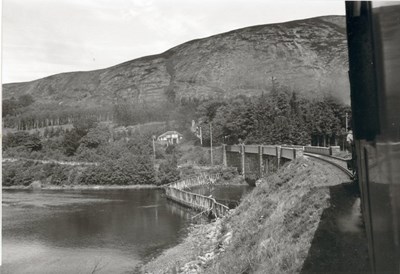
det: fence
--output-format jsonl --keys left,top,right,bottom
{"left": 168, "top": 173, "right": 220, "bottom": 190}
{"left": 164, "top": 173, "right": 229, "bottom": 218}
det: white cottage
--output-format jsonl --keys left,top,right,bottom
{"left": 157, "top": 131, "right": 183, "bottom": 145}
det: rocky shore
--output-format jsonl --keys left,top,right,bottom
{"left": 142, "top": 217, "right": 232, "bottom": 274}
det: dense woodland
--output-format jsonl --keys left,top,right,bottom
{"left": 196, "top": 85, "right": 350, "bottom": 147}
{"left": 2, "top": 84, "right": 350, "bottom": 187}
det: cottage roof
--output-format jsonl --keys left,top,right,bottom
{"left": 157, "top": 131, "right": 183, "bottom": 139}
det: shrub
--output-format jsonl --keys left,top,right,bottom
{"left": 157, "top": 154, "right": 180, "bottom": 185}
{"left": 220, "top": 167, "right": 239, "bottom": 181}
{"left": 78, "top": 153, "right": 155, "bottom": 185}
{"left": 3, "top": 131, "right": 42, "bottom": 152}
{"left": 165, "top": 144, "right": 177, "bottom": 154}
{"left": 80, "top": 125, "right": 110, "bottom": 149}
{"left": 62, "top": 129, "right": 82, "bottom": 156}
{"left": 50, "top": 165, "right": 69, "bottom": 185}
{"left": 2, "top": 166, "right": 17, "bottom": 186}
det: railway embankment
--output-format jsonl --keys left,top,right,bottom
{"left": 142, "top": 156, "right": 369, "bottom": 274}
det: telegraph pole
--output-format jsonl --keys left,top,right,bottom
{"left": 152, "top": 135, "right": 156, "bottom": 168}
{"left": 210, "top": 123, "right": 213, "bottom": 166}
{"left": 345, "top": 112, "right": 349, "bottom": 131}
{"left": 200, "top": 126, "right": 203, "bottom": 146}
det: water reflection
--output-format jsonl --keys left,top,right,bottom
{"left": 2, "top": 186, "right": 251, "bottom": 273}
{"left": 166, "top": 199, "right": 196, "bottom": 220}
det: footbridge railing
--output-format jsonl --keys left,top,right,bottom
{"left": 164, "top": 173, "right": 229, "bottom": 218}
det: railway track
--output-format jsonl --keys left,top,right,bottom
{"left": 303, "top": 152, "right": 354, "bottom": 179}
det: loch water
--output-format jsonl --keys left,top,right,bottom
{"left": 2, "top": 186, "right": 249, "bottom": 273}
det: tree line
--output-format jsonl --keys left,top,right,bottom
{"left": 195, "top": 86, "right": 350, "bottom": 147}
{"left": 3, "top": 96, "right": 176, "bottom": 130}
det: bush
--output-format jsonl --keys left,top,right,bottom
{"left": 2, "top": 161, "right": 36, "bottom": 186}
{"left": 165, "top": 144, "right": 177, "bottom": 154}
{"left": 220, "top": 167, "right": 239, "bottom": 181}
{"left": 80, "top": 125, "right": 110, "bottom": 149}
{"left": 78, "top": 153, "right": 155, "bottom": 185}
{"left": 157, "top": 154, "right": 180, "bottom": 185}
{"left": 2, "top": 166, "right": 17, "bottom": 186}
{"left": 50, "top": 165, "right": 69, "bottom": 185}
{"left": 25, "top": 134, "right": 42, "bottom": 151}
{"left": 155, "top": 146, "right": 166, "bottom": 159}
{"left": 62, "top": 129, "right": 82, "bottom": 156}
{"left": 3, "top": 131, "right": 42, "bottom": 152}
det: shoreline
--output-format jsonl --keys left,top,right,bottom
{"left": 2, "top": 184, "right": 162, "bottom": 190}
{"left": 141, "top": 218, "right": 226, "bottom": 273}
{"left": 2, "top": 182, "right": 248, "bottom": 191}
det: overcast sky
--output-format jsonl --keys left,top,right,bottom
{"left": 2, "top": 0, "right": 345, "bottom": 84}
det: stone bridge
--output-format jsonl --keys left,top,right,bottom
{"left": 222, "top": 144, "right": 344, "bottom": 184}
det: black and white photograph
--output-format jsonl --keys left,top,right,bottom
{"left": 1, "top": 1, "right": 400, "bottom": 273}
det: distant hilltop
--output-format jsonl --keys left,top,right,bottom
{"left": 3, "top": 15, "right": 350, "bottom": 107}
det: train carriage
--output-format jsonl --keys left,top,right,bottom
{"left": 345, "top": 2, "right": 400, "bottom": 273}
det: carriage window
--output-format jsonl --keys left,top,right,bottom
{"left": 371, "top": 2, "right": 400, "bottom": 141}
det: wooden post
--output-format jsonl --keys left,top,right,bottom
{"left": 222, "top": 144, "right": 227, "bottom": 167}
{"left": 241, "top": 144, "right": 246, "bottom": 178}
{"left": 258, "top": 146, "right": 263, "bottom": 177}
{"left": 210, "top": 123, "right": 213, "bottom": 166}
{"left": 277, "top": 146, "right": 281, "bottom": 170}
{"left": 199, "top": 126, "right": 203, "bottom": 146}
{"left": 152, "top": 135, "right": 156, "bottom": 168}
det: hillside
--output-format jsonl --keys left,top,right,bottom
{"left": 3, "top": 16, "right": 350, "bottom": 108}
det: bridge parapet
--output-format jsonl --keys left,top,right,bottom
{"left": 225, "top": 145, "right": 240, "bottom": 153}
{"left": 223, "top": 144, "right": 344, "bottom": 183}
{"left": 244, "top": 145, "right": 259, "bottom": 154}
{"left": 304, "top": 146, "right": 332, "bottom": 156}
{"left": 262, "top": 145, "right": 278, "bottom": 156}
{"left": 280, "top": 147, "right": 297, "bottom": 160}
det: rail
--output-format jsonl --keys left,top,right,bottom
{"left": 303, "top": 152, "right": 354, "bottom": 179}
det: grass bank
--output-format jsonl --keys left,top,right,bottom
{"left": 142, "top": 156, "right": 349, "bottom": 274}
